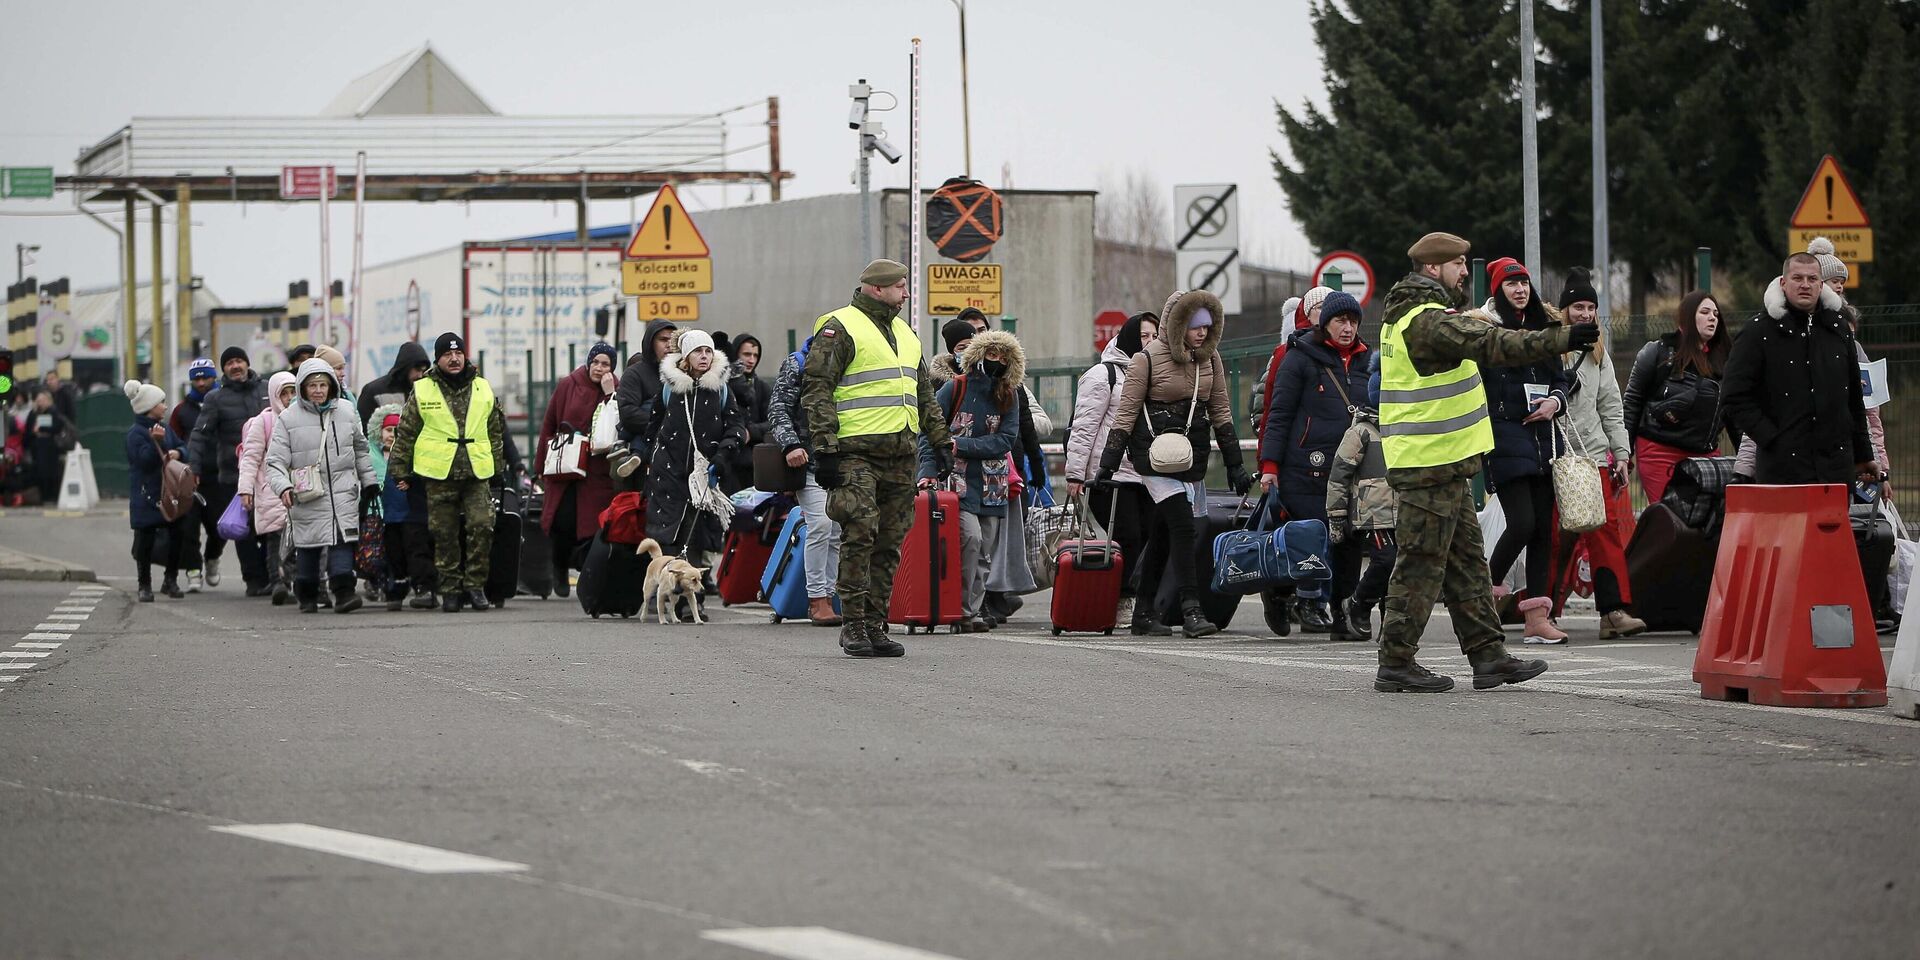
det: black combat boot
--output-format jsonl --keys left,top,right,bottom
{"left": 840, "top": 619, "right": 877, "bottom": 657}
{"left": 1344, "top": 597, "right": 1373, "bottom": 642}
{"left": 1471, "top": 654, "right": 1550, "bottom": 690}
{"left": 1295, "top": 596, "right": 1334, "bottom": 632}
{"left": 442, "top": 591, "right": 464, "bottom": 613}
{"left": 867, "top": 621, "right": 906, "bottom": 657}
{"left": 1261, "top": 587, "right": 1292, "bottom": 637}
{"left": 330, "top": 576, "right": 363, "bottom": 614}
{"left": 1374, "top": 660, "right": 1455, "bottom": 693}
{"left": 295, "top": 581, "right": 320, "bottom": 614}
{"left": 1131, "top": 603, "right": 1172, "bottom": 636}
{"left": 410, "top": 587, "right": 439, "bottom": 610}
{"left": 137, "top": 582, "right": 154, "bottom": 603}
{"left": 465, "top": 589, "right": 490, "bottom": 611}
{"left": 1179, "top": 594, "right": 1217, "bottom": 639}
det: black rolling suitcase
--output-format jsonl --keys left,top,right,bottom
{"left": 518, "top": 488, "right": 554, "bottom": 599}
{"left": 486, "top": 485, "right": 525, "bottom": 608}
{"left": 576, "top": 528, "right": 649, "bottom": 619}
{"left": 1155, "top": 489, "right": 1243, "bottom": 630}
{"left": 1624, "top": 503, "right": 1717, "bottom": 633}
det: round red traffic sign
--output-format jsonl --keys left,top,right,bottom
{"left": 1093, "top": 309, "right": 1128, "bottom": 350}
{"left": 1312, "top": 250, "right": 1376, "bottom": 307}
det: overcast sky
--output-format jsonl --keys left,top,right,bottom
{"left": 0, "top": 0, "right": 1323, "bottom": 307}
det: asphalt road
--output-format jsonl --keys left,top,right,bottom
{"left": 1, "top": 506, "right": 1915, "bottom": 960}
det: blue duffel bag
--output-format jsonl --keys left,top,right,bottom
{"left": 1272, "top": 518, "right": 1332, "bottom": 583}
{"left": 1211, "top": 494, "right": 1280, "bottom": 595}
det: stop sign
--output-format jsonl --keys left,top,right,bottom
{"left": 1093, "top": 310, "right": 1128, "bottom": 351}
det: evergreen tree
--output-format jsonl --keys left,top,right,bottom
{"left": 1274, "top": 0, "right": 1523, "bottom": 293}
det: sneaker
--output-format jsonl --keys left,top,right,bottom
{"left": 1521, "top": 633, "right": 1569, "bottom": 645}
{"left": 1472, "top": 655, "right": 1550, "bottom": 690}
{"left": 185, "top": 570, "right": 203, "bottom": 594}
{"left": 203, "top": 556, "right": 221, "bottom": 587}
{"left": 1261, "top": 589, "right": 1292, "bottom": 637}
{"left": 1374, "top": 661, "right": 1456, "bottom": 693}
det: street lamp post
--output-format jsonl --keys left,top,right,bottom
{"left": 946, "top": 0, "right": 971, "bottom": 178}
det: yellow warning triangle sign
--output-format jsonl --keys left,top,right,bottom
{"left": 1790, "top": 155, "right": 1870, "bottom": 228}
{"left": 624, "top": 184, "right": 711, "bottom": 259}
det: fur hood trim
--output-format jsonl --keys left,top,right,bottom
{"left": 366, "top": 402, "right": 404, "bottom": 439}
{"left": 930, "top": 351, "right": 964, "bottom": 386}
{"left": 660, "top": 355, "right": 730, "bottom": 396}
{"left": 958, "top": 330, "right": 1027, "bottom": 385}
{"left": 1159, "top": 289, "right": 1226, "bottom": 364}
{"left": 1763, "top": 276, "right": 1845, "bottom": 320}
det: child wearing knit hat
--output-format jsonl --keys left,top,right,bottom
{"left": 125, "top": 379, "right": 190, "bottom": 601}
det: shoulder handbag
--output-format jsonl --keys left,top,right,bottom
{"left": 588, "top": 395, "right": 621, "bottom": 454}
{"left": 542, "top": 421, "right": 589, "bottom": 479}
{"left": 1147, "top": 351, "right": 1202, "bottom": 474}
{"left": 1551, "top": 418, "right": 1607, "bottom": 533}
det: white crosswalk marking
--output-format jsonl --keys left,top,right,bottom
{"left": 15, "top": 642, "right": 62, "bottom": 649}
{"left": 210, "top": 823, "right": 530, "bottom": 874}
{"left": 19, "top": 633, "right": 68, "bottom": 641}
{"left": 45, "top": 614, "right": 88, "bottom": 622}
{"left": 0, "top": 652, "right": 51, "bottom": 659}
{"left": 701, "top": 928, "right": 970, "bottom": 960}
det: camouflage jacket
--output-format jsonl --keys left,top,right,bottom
{"left": 1326, "top": 410, "right": 1395, "bottom": 531}
{"left": 388, "top": 365, "right": 508, "bottom": 482}
{"left": 800, "top": 290, "right": 953, "bottom": 460}
{"left": 1381, "top": 272, "right": 1574, "bottom": 488}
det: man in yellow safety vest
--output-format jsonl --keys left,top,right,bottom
{"left": 800, "top": 259, "right": 954, "bottom": 657}
{"left": 1373, "top": 233, "right": 1601, "bottom": 693}
{"left": 388, "top": 331, "right": 508, "bottom": 613}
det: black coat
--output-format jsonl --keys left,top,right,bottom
{"left": 616, "top": 319, "right": 681, "bottom": 460}
{"left": 357, "top": 340, "right": 430, "bottom": 428}
{"left": 1481, "top": 316, "right": 1570, "bottom": 488}
{"left": 644, "top": 362, "right": 748, "bottom": 554}
{"left": 126, "top": 414, "right": 187, "bottom": 529}
{"left": 1622, "top": 333, "right": 1729, "bottom": 454}
{"left": 187, "top": 371, "right": 270, "bottom": 485}
{"left": 1721, "top": 286, "right": 1873, "bottom": 485}
{"left": 1258, "top": 329, "right": 1371, "bottom": 498}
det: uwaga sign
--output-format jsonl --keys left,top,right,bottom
{"left": 927, "top": 263, "right": 1003, "bottom": 316}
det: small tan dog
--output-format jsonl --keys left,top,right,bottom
{"left": 637, "top": 538, "right": 708, "bottom": 624}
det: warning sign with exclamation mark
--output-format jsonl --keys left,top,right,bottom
{"left": 625, "top": 184, "right": 712, "bottom": 259}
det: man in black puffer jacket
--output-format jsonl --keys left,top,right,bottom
{"left": 188, "top": 346, "right": 272, "bottom": 593}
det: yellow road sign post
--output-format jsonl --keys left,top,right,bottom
{"left": 927, "top": 263, "right": 1003, "bottom": 316}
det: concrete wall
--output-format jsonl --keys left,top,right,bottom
{"left": 690, "top": 189, "right": 1095, "bottom": 368}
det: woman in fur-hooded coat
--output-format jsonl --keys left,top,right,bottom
{"left": 643, "top": 332, "right": 748, "bottom": 556}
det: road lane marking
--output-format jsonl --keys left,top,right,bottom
{"left": 209, "top": 823, "right": 529, "bottom": 874}
{"left": 31, "top": 623, "right": 77, "bottom": 632}
{"left": 0, "top": 652, "right": 51, "bottom": 659}
{"left": 0, "top": 663, "right": 36, "bottom": 670}
{"left": 14, "top": 642, "right": 61, "bottom": 649}
{"left": 1584, "top": 642, "right": 1682, "bottom": 649}
{"left": 45, "top": 614, "right": 88, "bottom": 622}
{"left": 22, "top": 633, "right": 71, "bottom": 641}
{"left": 702, "top": 927, "right": 969, "bottom": 960}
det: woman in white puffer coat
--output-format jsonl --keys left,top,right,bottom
{"left": 266, "top": 359, "right": 376, "bottom": 614}
{"left": 1064, "top": 311, "right": 1159, "bottom": 619}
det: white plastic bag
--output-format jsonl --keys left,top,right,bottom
{"left": 1477, "top": 493, "right": 1526, "bottom": 595}
{"left": 588, "top": 396, "right": 621, "bottom": 453}
{"left": 542, "top": 432, "right": 588, "bottom": 478}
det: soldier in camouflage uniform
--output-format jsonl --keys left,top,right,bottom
{"left": 388, "top": 332, "right": 509, "bottom": 614}
{"left": 800, "top": 259, "right": 954, "bottom": 658}
{"left": 1373, "top": 233, "right": 1602, "bottom": 693}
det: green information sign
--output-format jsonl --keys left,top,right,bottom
{"left": 3, "top": 167, "right": 54, "bottom": 199}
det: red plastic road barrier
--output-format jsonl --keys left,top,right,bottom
{"left": 1693, "top": 484, "right": 1888, "bottom": 707}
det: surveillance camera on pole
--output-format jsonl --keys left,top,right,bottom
{"left": 848, "top": 80, "right": 872, "bottom": 130}
{"left": 864, "top": 122, "right": 903, "bottom": 165}
{"left": 850, "top": 77, "right": 901, "bottom": 262}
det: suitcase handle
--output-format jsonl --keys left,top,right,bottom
{"left": 1070, "top": 545, "right": 1116, "bottom": 570}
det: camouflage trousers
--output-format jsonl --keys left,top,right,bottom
{"left": 425, "top": 477, "right": 493, "bottom": 593}
{"left": 824, "top": 452, "right": 917, "bottom": 623}
{"left": 1376, "top": 476, "right": 1508, "bottom": 667}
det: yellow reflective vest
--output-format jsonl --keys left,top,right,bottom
{"left": 1377, "top": 301, "right": 1494, "bottom": 470}
{"left": 813, "top": 305, "right": 921, "bottom": 438}
{"left": 410, "top": 376, "right": 496, "bottom": 480}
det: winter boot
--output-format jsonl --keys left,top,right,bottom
{"left": 385, "top": 590, "right": 405, "bottom": 613}
{"left": 410, "top": 588, "right": 439, "bottom": 610}
{"left": 1261, "top": 587, "right": 1292, "bottom": 637}
{"left": 1294, "top": 595, "right": 1334, "bottom": 632}
{"left": 1518, "top": 597, "right": 1567, "bottom": 644}
{"left": 464, "top": 589, "right": 490, "bottom": 612}
{"left": 868, "top": 622, "right": 906, "bottom": 657}
{"left": 295, "top": 580, "right": 320, "bottom": 614}
{"left": 330, "top": 576, "right": 363, "bottom": 614}
{"left": 1374, "top": 660, "right": 1456, "bottom": 693}
{"left": 1180, "top": 593, "right": 1218, "bottom": 639}
{"left": 204, "top": 555, "right": 222, "bottom": 587}
{"left": 161, "top": 578, "right": 185, "bottom": 599}
{"left": 441, "top": 591, "right": 464, "bottom": 613}
{"left": 270, "top": 579, "right": 291, "bottom": 606}
{"left": 1472, "top": 652, "right": 1550, "bottom": 689}
{"left": 137, "top": 583, "right": 154, "bottom": 603}
{"left": 1328, "top": 605, "right": 1359, "bottom": 641}
{"left": 807, "top": 596, "right": 843, "bottom": 626}
{"left": 1131, "top": 603, "right": 1172, "bottom": 636}
{"left": 1345, "top": 597, "right": 1374, "bottom": 642}
{"left": 1598, "top": 609, "right": 1647, "bottom": 639}
{"left": 840, "top": 619, "right": 878, "bottom": 657}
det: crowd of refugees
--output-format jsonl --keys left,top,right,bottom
{"left": 111, "top": 234, "right": 1894, "bottom": 653}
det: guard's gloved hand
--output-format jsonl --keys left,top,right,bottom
{"left": 815, "top": 453, "right": 844, "bottom": 489}
{"left": 1566, "top": 323, "right": 1602, "bottom": 352}
{"left": 1227, "top": 465, "right": 1253, "bottom": 496}
{"left": 362, "top": 485, "right": 380, "bottom": 505}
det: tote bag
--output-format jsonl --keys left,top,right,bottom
{"left": 1550, "top": 420, "right": 1607, "bottom": 534}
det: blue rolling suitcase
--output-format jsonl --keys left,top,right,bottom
{"left": 760, "top": 507, "right": 839, "bottom": 622}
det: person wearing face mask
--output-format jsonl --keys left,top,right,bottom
{"left": 1096, "top": 289, "right": 1250, "bottom": 638}
{"left": 1065, "top": 311, "right": 1159, "bottom": 620}
{"left": 539, "top": 341, "right": 621, "bottom": 597}
{"left": 643, "top": 330, "right": 747, "bottom": 574}
{"left": 800, "top": 259, "right": 954, "bottom": 657}
{"left": 1722, "top": 253, "right": 1876, "bottom": 488}
{"left": 919, "top": 330, "right": 1027, "bottom": 631}
{"left": 1369, "top": 232, "right": 1600, "bottom": 693}
{"left": 1622, "top": 291, "right": 1735, "bottom": 503}
{"left": 1259, "top": 290, "right": 1372, "bottom": 639}
{"left": 721, "top": 334, "right": 772, "bottom": 495}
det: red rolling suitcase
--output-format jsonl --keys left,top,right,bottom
{"left": 1050, "top": 495, "right": 1124, "bottom": 635}
{"left": 717, "top": 524, "right": 776, "bottom": 605}
{"left": 888, "top": 487, "right": 965, "bottom": 633}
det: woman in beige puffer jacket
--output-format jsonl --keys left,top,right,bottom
{"left": 1095, "top": 289, "right": 1250, "bottom": 638}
